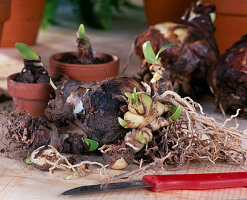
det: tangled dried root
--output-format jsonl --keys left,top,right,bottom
{"left": 2, "top": 89, "right": 247, "bottom": 181}
{"left": 0, "top": 112, "right": 30, "bottom": 159}
{"left": 156, "top": 91, "right": 247, "bottom": 165}
{"left": 30, "top": 145, "right": 107, "bottom": 179}
{"left": 110, "top": 90, "right": 247, "bottom": 180}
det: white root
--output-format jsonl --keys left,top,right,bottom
{"left": 222, "top": 109, "right": 241, "bottom": 128}
{"left": 141, "top": 81, "right": 151, "bottom": 95}
{"left": 155, "top": 90, "right": 247, "bottom": 168}
{"left": 157, "top": 90, "right": 196, "bottom": 112}
{"left": 30, "top": 145, "right": 107, "bottom": 178}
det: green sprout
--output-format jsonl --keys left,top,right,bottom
{"left": 77, "top": 24, "right": 87, "bottom": 40}
{"left": 133, "top": 88, "right": 138, "bottom": 105}
{"left": 142, "top": 41, "right": 159, "bottom": 64}
{"left": 25, "top": 157, "right": 32, "bottom": 165}
{"left": 170, "top": 105, "right": 182, "bottom": 121}
{"left": 15, "top": 42, "right": 39, "bottom": 60}
{"left": 142, "top": 41, "right": 177, "bottom": 64}
{"left": 138, "top": 132, "right": 144, "bottom": 143}
{"left": 50, "top": 78, "right": 57, "bottom": 90}
{"left": 125, "top": 92, "right": 133, "bottom": 100}
{"left": 82, "top": 138, "right": 99, "bottom": 152}
{"left": 118, "top": 117, "right": 129, "bottom": 128}
{"left": 155, "top": 43, "right": 177, "bottom": 59}
{"left": 125, "top": 87, "right": 139, "bottom": 106}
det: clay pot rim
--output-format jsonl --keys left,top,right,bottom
{"left": 7, "top": 72, "right": 65, "bottom": 86}
{"left": 7, "top": 73, "right": 53, "bottom": 100}
{"left": 7, "top": 73, "right": 51, "bottom": 87}
{"left": 49, "top": 51, "right": 119, "bottom": 69}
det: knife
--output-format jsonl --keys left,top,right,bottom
{"left": 61, "top": 172, "right": 247, "bottom": 195}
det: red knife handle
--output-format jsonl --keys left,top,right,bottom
{"left": 142, "top": 172, "right": 247, "bottom": 192}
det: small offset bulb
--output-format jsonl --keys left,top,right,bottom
{"left": 110, "top": 157, "right": 128, "bottom": 170}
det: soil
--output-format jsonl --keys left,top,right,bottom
{"left": 16, "top": 59, "right": 50, "bottom": 83}
{"left": 58, "top": 53, "right": 113, "bottom": 65}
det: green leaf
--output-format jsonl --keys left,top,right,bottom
{"left": 133, "top": 87, "right": 138, "bottom": 105}
{"left": 50, "top": 78, "right": 57, "bottom": 90}
{"left": 138, "top": 132, "right": 144, "bottom": 143}
{"left": 83, "top": 139, "right": 90, "bottom": 147}
{"left": 142, "top": 41, "right": 159, "bottom": 64}
{"left": 170, "top": 105, "right": 182, "bottom": 121}
{"left": 83, "top": 138, "right": 99, "bottom": 152}
{"left": 125, "top": 92, "right": 133, "bottom": 100}
{"left": 155, "top": 43, "right": 177, "bottom": 59}
{"left": 25, "top": 157, "right": 32, "bottom": 165}
{"left": 15, "top": 43, "right": 39, "bottom": 60}
{"left": 78, "top": 24, "right": 86, "bottom": 40}
{"left": 118, "top": 117, "right": 129, "bottom": 128}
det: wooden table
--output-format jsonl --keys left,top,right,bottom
{"left": 1, "top": 156, "right": 247, "bottom": 200}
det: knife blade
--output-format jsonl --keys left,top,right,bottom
{"left": 61, "top": 180, "right": 153, "bottom": 196}
{"left": 61, "top": 172, "right": 247, "bottom": 196}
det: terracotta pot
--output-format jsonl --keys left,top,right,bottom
{"left": 143, "top": 0, "right": 196, "bottom": 26}
{"left": 49, "top": 52, "right": 120, "bottom": 82}
{"left": 0, "top": 0, "right": 10, "bottom": 43}
{"left": 7, "top": 73, "right": 52, "bottom": 117}
{"left": 204, "top": 0, "right": 247, "bottom": 53}
{"left": 0, "top": 0, "right": 46, "bottom": 47}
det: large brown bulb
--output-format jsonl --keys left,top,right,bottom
{"left": 45, "top": 77, "right": 144, "bottom": 145}
{"left": 135, "top": 2, "right": 219, "bottom": 96}
{"left": 208, "top": 34, "right": 247, "bottom": 118}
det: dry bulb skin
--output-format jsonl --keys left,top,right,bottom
{"left": 77, "top": 24, "right": 94, "bottom": 64}
{"left": 135, "top": 1, "right": 219, "bottom": 96}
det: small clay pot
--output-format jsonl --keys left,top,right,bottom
{"left": 0, "top": 0, "right": 46, "bottom": 47}
{"left": 0, "top": 0, "right": 10, "bottom": 43}
{"left": 7, "top": 73, "right": 53, "bottom": 117}
{"left": 204, "top": 0, "right": 247, "bottom": 53}
{"left": 144, "top": 0, "right": 196, "bottom": 26}
{"left": 49, "top": 52, "right": 120, "bottom": 82}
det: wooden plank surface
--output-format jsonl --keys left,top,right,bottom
{"left": 1, "top": 156, "right": 247, "bottom": 200}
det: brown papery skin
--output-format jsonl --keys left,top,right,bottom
{"left": 45, "top": 77, "right": 144, "bottom": 145}
{"left": 77, "top": 37, "right": 94, "bottom": 64}
{"left": 208, "top": 34, "right": 247, "bottom": 118}
{"left": 135, "top": 2, "right": 219, "bottom": 96}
